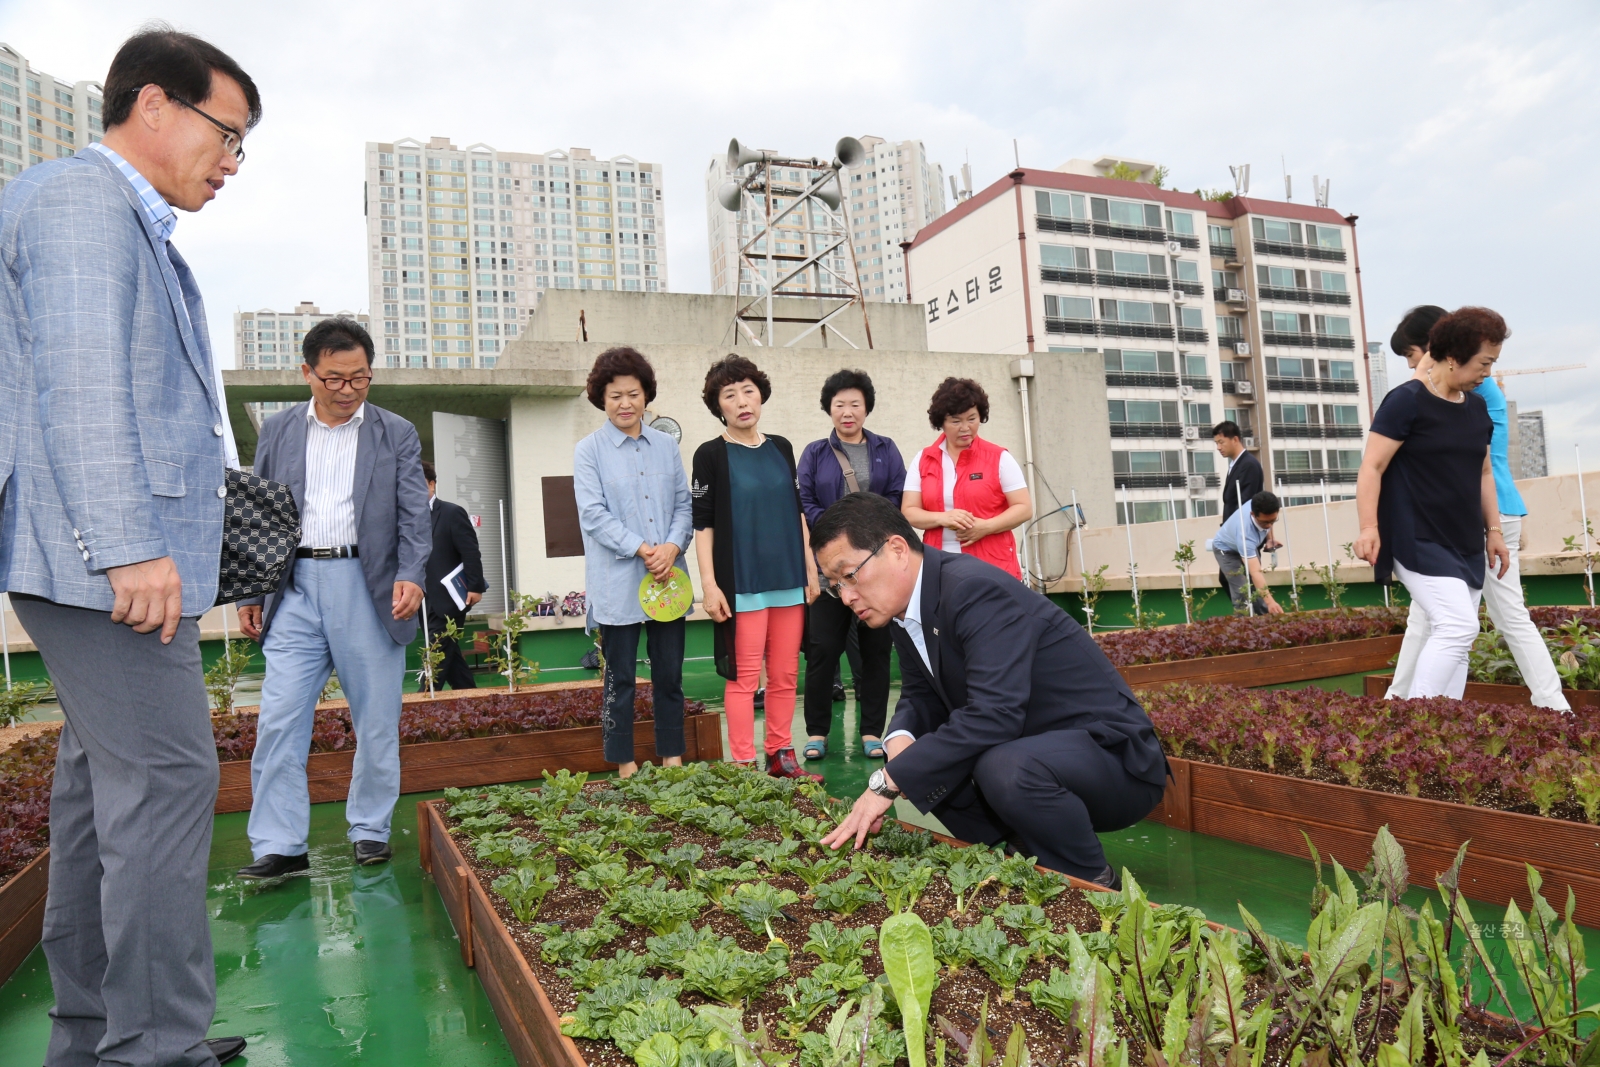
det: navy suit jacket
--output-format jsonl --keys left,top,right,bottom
{"left": 244, "top": 402, "right": 432, "bottom": 645}
{"left": 885, "top": 549, "right": 1168, "bottom": 812}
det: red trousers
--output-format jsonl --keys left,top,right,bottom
{"left": 723, "top": 604, "right": 804, "bottom": 761}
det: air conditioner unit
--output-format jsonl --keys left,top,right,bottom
{"left": 1225, "top": 288, "right": 1247, "bottom": 303}
{"left": 1165, "top": 239, "right": 1183, "bottom": 256}
{"left": 1183, "top": 426, "right": 1200, "bottom": 440}
{"left": 1187, "top": 475, "right": 1208, "bottom": 492}
{"left": 1235, "top": 341, "right": 1252, "bottom": 356}
{"left": 1173, "top": 289, "right": 1187, "bottom": 304}
{"left": 1243, "top": 436, "right": 1257, "bottom": 448}
{"left": 1179, "top": 385, "right": 1195, "bottom": 399}
{"left": 1235, "top": 380, "right": 1255, "bottom": 395}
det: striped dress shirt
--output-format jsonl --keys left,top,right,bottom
{"left": 301, "top": 403, "right": 364, "bottom": 547}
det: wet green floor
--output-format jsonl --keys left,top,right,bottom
{"left": 3, "top": 683, "right": 1596, "bottom": 1061}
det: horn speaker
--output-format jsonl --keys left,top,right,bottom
{"left": 727, "top": 138, "right": 766, "bottom": 170}
{"left": 834, "top": 136, "right": 866, "bottom": 168}
{"left": 716, "top": 180, "right": 744, "bottom": 212}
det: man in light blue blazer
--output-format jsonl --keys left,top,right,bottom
{"left": 236, "top": 318, "right": 432, "bottom": 879}
{"left": 0, "top": 29, "right": 258, "bottom": 1067}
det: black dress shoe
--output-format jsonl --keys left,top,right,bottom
{"left": 236, "top": 853, "right": 309, "bottom": 880}
{"left": 206, "top": 1035, "right": 247, "bottom": 1063}
{"left": 1090, "top": 865, "right": 1123, "bottom": 892}
{"left": 354, "top": 839, "right": 393, "bottom": 866}
{"left": 753, "top": 687, "right": 766, "bottom": 710}
{"left": 831, "top": 682, "right": 846, "bottom": 702}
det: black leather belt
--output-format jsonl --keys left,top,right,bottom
{"left": 295, "top": 545, "right": 359, "bottom": 559}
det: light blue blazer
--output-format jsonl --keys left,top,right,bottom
{"left": 0, "top": 150, "right": 228, "bottom": 615}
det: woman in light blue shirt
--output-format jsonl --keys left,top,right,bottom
{"left": 572, "top": 347, "right": 696, "bottom": 776}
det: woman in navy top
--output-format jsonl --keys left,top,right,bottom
{"left": 692, "top": 355, "right": 822, "bottom": 781}
{"left": 1354, "top": 307, "right": 1512, "bottom": 698}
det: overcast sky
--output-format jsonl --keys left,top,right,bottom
{"left": 8, "top": 0, "right": 1600, "bottom": 472}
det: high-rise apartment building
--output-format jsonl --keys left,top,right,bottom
{"left": 1366, "top": 341, "right": 1390, "bottom": 405}
{"left": 366, "top": 138, "right": 667, "bottom": 370}
{"left": 234, "top": 302, "right": 371, "bottom": 371}
{"left": 1515, "top": 408, "right": 1548, "bottom": 479}
{"left": 0, "top": 44, "right": 104, "bottom": 189}
{"left": 705, "top": 134, "right": 944, "bottom": 301}
{"left": 905, "top": 156, "right": 1371, "bottom": 522}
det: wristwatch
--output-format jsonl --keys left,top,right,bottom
{"left": 867, "top": 768, "right": 901, "bottom": 800}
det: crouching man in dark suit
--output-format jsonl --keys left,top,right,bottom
{"left": 421, "top": 459, "right": 489, "bottom": 689}
{"left": 815, "top": 493, "right": 1167, "bottom": 887}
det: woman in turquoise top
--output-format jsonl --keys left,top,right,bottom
{"left": 1383, "top": 305, "right": 1568, "bottom": 709}
{"left": 691, "top": 355, "right": 823, "bottom": 779}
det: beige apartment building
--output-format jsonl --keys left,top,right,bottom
{"left": 705, "top": 134, "right": 944, "bottom": 301}
{"left": 0, "top": 43, "right": 104, "bottom": 188}
{"left": 365, "top": 138, "right": 668, "bottom": 370}
{"left": 234, "top": 302, "right": 371, "bottom": 371}
{"left": 904, "top": 158, "right": 1371, "bottom": 524}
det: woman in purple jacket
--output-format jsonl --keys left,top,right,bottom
{"left": 796, "top": 370, "right": 908, "bottom": 759}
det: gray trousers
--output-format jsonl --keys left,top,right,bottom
{"left": 1213, "top": 548, "right": 1268, "bottom": 615}
{"left": 13, "top": 596, "right": 220, "bottom": 1067}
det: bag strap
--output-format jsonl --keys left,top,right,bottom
{"left": 831, "top": 446, "right": 862, "bottom": 495}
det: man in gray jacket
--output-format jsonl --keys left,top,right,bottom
{"left": 0, "top": 29, "right": 257, "bottom": 1067}
{"left": 237, "top": 318, "right": 431, "bottom": 879}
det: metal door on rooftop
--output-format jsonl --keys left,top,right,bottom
{"left": 431, "top": 412, "right": 512, "bottom": 616}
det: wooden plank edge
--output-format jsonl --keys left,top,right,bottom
{"left": 0, "top": 848, "right": 49, "bottom": 986}
{"left": 1119, "top": 634, "right": 1402, "bottom": 687}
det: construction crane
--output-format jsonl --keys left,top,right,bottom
{"left": 1494, "top": 363, "right": 1586, "bottom": 393}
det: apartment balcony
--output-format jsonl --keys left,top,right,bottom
{"left": 1105, "top": 371, "right": 1178, "bottom": 388}
{"left": 1269, "top": 423, "right": 1364, "bottom": 439}
{"left": 1257, "top": 285, "right": 1352, "bottom": 306}
{"left": 1253, "top": 239, "right": 1347, "bottom": 262}
{"left": 1114, "top": 472, "right": 1187, "bottom": 489}
{"left": 1040, "top": 267, "right": 1169, "bottom": 292}
{"left": 1261, "top": 331, "right": 1357, "bottom": 350}
{"left": 1174, "top": 280, "right": 1205, "bottom": 297}
{"left": 1219, "top": 288, "right": 1249, "bottom": 306}
{"left": 1181, "top": 375, "right": 1212, "bottom": 391}
{"left": 1210, "top": 242, "right": 1242, "bottom": 263}
{"left": 1177, "top": 328, "right": 1210, "bottom": 344}
{"left": 1035, "top": 215, "right": 1092, "bottom": 235}
{"left": 1275, "top": 469, "right": 1359, "bottom": 486}
{"left": 1264, "top": 376, "right": 1360, "bottom": 394}
{"left": 1109, "top": 421, "right": 1184, "bottom": 439}
{"left": 1221, "top": 377, "right": 1254, "bottom": 396}
{"left": 1093, "top": 221, "right": 1167, "bottom": 244}
{"left": 1217, "top": 336, "right": 1250, "bottom": 355}
{"left": 1168, "top": 233, "right": 1201, "bottom": 249}
{"left": 1046, "top": 318, "right": 1176, "bottom": 340}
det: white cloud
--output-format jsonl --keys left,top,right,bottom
{"left": 7, "top": 0, "right": 1600, "bottom": 469}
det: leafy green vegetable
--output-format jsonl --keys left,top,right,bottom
{"left": 879, "top": 911, "right": 937, "bottom": 1067}
{"left": 443, "top": 788, "right": 499, "bottom": 819}
{"left": 560, "top": 949, "right": 649, "bottom": 991}
{"left": 647, "top": 843, "right": 706, "bottom": 886}
{"left": 535, "top": 917, "right": 622, "bottom": 963}
{"left": 803, "top": 921, "right": 875, "bottom": 966}
{"left": 780, "top": 854, "right": 849, "bottom": 893}
{"left": 1020, "top": 868, "right": 1067, "bottom": 908}
{"left": 873, "top": 823, "right": 932, "bottom": 857}
{"left": 943, "top": 851, "right": 999, "bottom": 914}
{"left": 690, "top": 861, "right": 761, "bottom": 905}
{"left": 808, "top": 961, "right": 871, "bottom": 994}
{"left": 607, "top": 997, "right": 711, "bottom": 1057}
{"left": 1024, "top": 966, "right": 1076, "bottom": 1026}
{"left": 678, "top": 944, "right": 789, "bottom": 1006}
{"left": 680, "top": 804, "right": 750, "bottom": 839}
{"left": 645, "top": 926, "right": 739, "bottom": 972}
{"left": 812, "top": 872, "right": 881, "bottom": 915}
{"left": 776, "top": 976, "right": 840, "bottom": 1041}
{"left": 491, "top": 856, "right": 559, "bottom": 923}
{"left": 930, "top": 917, "right": 972, "bottom": 972}
{"left": 609, "top": 879, "right": 709, "bottom": 936}
{"left": 726, "top": 882, "right": 799, "bottom": 943}
{"left": 573, "top": 860, "right": 655, "bottom": 899}
{"left": 796, "top": 986, "right": 901, "bottom": 1067}
{"left": 455, "top": 811, "right": 512, "bottom": 835}
{"left": 559, "top": 975, "right": 683, "bottom": 1040}
{"left": 472, "top": 830, "right": 540, "bottom": 868}
{"left": 962, "top": 916, "right": 1029, "bottom": 1001}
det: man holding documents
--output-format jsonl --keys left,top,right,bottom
{"left": 421, "top": 459, "right": 489, "bottom": 689}
{"left": 573, "top": 347, "right": 694, "bottom": 779}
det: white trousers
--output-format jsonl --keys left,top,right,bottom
{"left": 1386, "top": 559, "right": 1482, "bottom": 699}
{"left": 1386, "top": 516, "right": 1569, "bottom": 709}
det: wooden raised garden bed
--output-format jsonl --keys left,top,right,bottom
{"left": 1147, "top": 756, "right": 1600, "bottom": 927}
{"left": 1115, "top": 634, "right": 1403, "bottom": 688}
{"left": 0, "top": 849, "right": 47, "bottom": 986}
{"left": 1361, "top": 672, "right": 1600, "bottom": 709}
{"left": 214, "top": 681, "right": 724, "bottom": 814}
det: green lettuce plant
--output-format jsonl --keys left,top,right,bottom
{"left": 878, "top": 912, "right": 936, "bottom": 1067}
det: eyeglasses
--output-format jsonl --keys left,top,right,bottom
{"left": 822, "top": 539, "right": 886, "bottom": 598}
{"left": 129, "top": 86, "right": 246, "bottom": 162}
{"left": 312, "top": 372, "right": 373, "bottom": 392}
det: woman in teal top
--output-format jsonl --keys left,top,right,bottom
{"left": 692, "top": 355, "right": 823, "bottom": 779}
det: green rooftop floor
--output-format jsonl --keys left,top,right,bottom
{"left": 3, "top": 680, "right": 1595, "bottom": 1062}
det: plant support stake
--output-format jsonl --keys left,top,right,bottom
{"left": 1071, "top": 487, "right": 1092, "bottom": 634}
{"left": 1280, "top": 500, "right": 1299, "bottom": 610}
{"left": 1580, "top": 445, "right": 1596, "bottom": 607}
{"left": 1167, "top": 483, "right": 1190, "bottom": 623}
{"left": 421, "top": 609, "right": 435, "bottom": 696}
{"left": 1, "top": 592, "right": 10, "bottom": 690}
{"left": 500, "top": 498, "right": 514, "bottom": 692}
{"left": 1120, "top": 484, "right": 1141, "bottom": 626}
{"left": 1319, "top": 477, "right": 1336, "bottom": 579}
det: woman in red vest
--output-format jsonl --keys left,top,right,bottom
{"left": 902, "top": 377, "right": 1032, "bottom": 579}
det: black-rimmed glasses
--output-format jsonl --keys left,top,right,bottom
{"left": 312, "top": 372, "right": 373, "bottom": 392}
{"left": 130, "top": 86, "right": 246, "bottom": 162}
{"left": 821, "top": 539, "right": 886, "bottom": 598}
